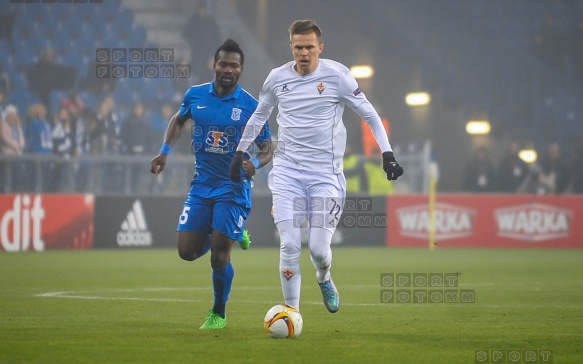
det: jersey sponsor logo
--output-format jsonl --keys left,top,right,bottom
{"left": 494, "top": 203, "right": 572, "bottom": 242}
{"left": 353, "top": 87, "right": 362, "bottom": 96}
{"left": 281, "top": 84, "right": 289, "bottom": 92}
{"left": 281, "top": 268, "right": 296, "bottom": 281}
{"left": 205, "top": 131, "right": 229, "bottom": 154}
{"left": 396, "top": 203, "right": 475, "bottom": 241}
{"left": 117, "top": 200, "right": 152, "bottom": 246}
{"left": 316, "top": 82, "right": 326, "bottom": 95}
{"left": 231, "top": 107, "right": 242, "bottom": 121}
{"left": 196, "top": 105, "right": 207, "bottom": 109}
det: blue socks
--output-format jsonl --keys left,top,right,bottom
{"left": 212, "top": 261, "right": 234, "bottom": 319}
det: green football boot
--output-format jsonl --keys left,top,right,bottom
{"left": 199, "top": 310, "right": 227, "bottom": 329}
{"left": 238, "top": 230, "right": 252, "bottom": 250}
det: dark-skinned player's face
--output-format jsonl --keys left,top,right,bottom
{"left": 213, "top": 51, "right": 243, "bottom": 91}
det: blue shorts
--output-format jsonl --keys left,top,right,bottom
{"left": 176, "top": 182, "right": 251, "bottom": 241}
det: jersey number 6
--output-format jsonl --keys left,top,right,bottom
{"left": 179, "top": 206, "right": 191, "bottom": 224}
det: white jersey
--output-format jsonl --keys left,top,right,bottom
{"left": 238, "top": 58, "right": 392, "bottom": 174}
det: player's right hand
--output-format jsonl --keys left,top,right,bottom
{"left": 382, "top": 151, "right": 404, "bottom": 181}
{"left": 150, "top": 154, "right": 167, "bottom": 175}
{"left": 229, "top": 151, "right": 245, "bottom": 182}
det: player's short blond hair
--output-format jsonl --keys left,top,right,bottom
{"left": 288, "top": 20, "right": 322, "bottom": 43}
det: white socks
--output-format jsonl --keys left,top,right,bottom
{"left": 277, "top": 220, "right": 302, "bottom": 310}
{"left": 309, "top": 227, "right": 333, "bottom": 283}
{"left": 276, "top": 220, "right": 335, "bottom": 309}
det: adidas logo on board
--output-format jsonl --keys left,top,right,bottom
{"left": 116, "top": 200, "right": 152, "bottom": 247}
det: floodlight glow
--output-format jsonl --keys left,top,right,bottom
{"left": 405, "top": 92, "right": 431, "bottom": 106}
{"left": 350, "top": 65, "right": 374, "bottom": 79}
{"left": 465, "top": 121, "right": 491, "bottom": 135}
{"left": 518, "top": 149, "right": 537, "bottom": 163}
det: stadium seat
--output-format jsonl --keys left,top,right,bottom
{"left": 50, "top": 90, "right": 70, "bottom": 114}
{"left": 0, "top": 40, "right": 10, "bottom": 59}
{"left": 126, "top": 24, "right": 147, "bottom": 44}
{"left": 78, "top": 91, "right": 98, "bottom": 111}
{"left": 4, "top": 0, "right": 185, "bottom": 129}
{"left": 9, "top": 90, "right": 40, "bottom": 116}
{"left": 10, "top": 72, "right": 28, "bottom": 92}
{"left": 14, "top": 48, "right": 37, "bottom": 68}
{"left": 114, "top": 7, "right": 134, "bottom": 26}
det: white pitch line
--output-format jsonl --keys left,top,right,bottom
{"left": 35, "top": 288, "right": 583, "bottom": 309}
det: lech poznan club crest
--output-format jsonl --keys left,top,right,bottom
{"left": 231, "top": 108, "right": 242, "bottom": 121}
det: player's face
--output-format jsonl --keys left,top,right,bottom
{"left": 213, "top": 51, "right": 243, "bottom": 92}
{"left": 290, "top": 32, "right": 323, "bottom": 76}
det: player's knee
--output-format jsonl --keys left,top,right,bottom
{"left": 210, "top": 253, "right": 229, "bottom": 270}
{"left": 279, "top": 234, "right": 301, "bottom": 256}
{"left": 280, "top": 241, "right": 301, "bottom": 260}
{"left": 309, "top": 247, "right": 330, "bottom": 265}
{"left": 178, "top": 250, "right": 195, "bottom": 261}
{"left": 177, "top": 246, "right": 199, "bottom": 261}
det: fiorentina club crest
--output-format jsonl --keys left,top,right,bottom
{"left": 231, "top": 107, "right": 241, "bottom": 121}
{"left": 281, "top": 268, "right": 296, "bottom": 281}
{"left": 316, "top": 82, "right": 326, "bottom": 95}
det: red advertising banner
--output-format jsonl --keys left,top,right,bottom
{"left": 0, "top": 194, "right": 94, "bottom": 252}
{"left": 387, "top": 194, "right": 583, "bottom": 248}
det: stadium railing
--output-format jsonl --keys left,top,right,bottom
{"left": 0, "top": 144, "right": 431, "bottom": 196}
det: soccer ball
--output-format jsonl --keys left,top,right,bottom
{"left": 263, "top": 304, "right": 303, "bottom": 339}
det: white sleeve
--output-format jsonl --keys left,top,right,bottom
{"left": 237, "top": 71, "right": 277, "bottom": 152}
{"left": 338, "top": 72, "right": 393, "bottom": 153}
{"left": 237, "top": 102, "right": 274, "bottom": 152}
{"left": 353, "top": 101, "right": 392, "bottom": 153}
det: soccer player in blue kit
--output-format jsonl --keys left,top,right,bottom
{"left": 150, "top": 39, "right": 273, "bottom": 329}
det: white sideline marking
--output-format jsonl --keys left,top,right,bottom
{"left": 35, "top": 287, "right": 583, "bottom": 309}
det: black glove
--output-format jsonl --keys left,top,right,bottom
{"left": 229, "top": 151, "right": 245, "bottom": 182}
{"left": 382, "top": 151, "right": 404, "bottom": 181}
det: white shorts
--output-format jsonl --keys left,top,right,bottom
{"left": 268, "top": 165, "right": 346, "bottom": 233}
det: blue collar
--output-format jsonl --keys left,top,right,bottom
{"left": 208, "top": 82, "right": 242, "bottom": 100}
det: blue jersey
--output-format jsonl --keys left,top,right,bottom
{"left": 179, "top": 82, "right": 271, "bottom": 190}
{"left": 26, "top": 118, "right": 53, "bottom": 154}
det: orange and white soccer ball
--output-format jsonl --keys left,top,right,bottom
{"left": 263, "top": 304, "right": 303, "bottom": 339}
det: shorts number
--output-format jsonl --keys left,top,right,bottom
{"left": 179, "top": 206, "right": 191, "bottom": 224}
{"left": 328, "top": 198, "right": 342, "bottom": 225}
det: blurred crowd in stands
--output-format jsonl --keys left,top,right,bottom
{"left": 0, "top": 76, "right": 192, "bottom": 193}
{"left": 0, "top": 1, "right": 210, "bottom": 195}
{"left": 1, "top": 1, "right": 583, "bottom": 195}
{"left": 461, "top": 141, "right": 583, "bottom": 195}
{"left": 2, "top": 42, "right": 583, "bottom": 195}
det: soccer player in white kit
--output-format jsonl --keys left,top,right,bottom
{"left": 230, "top": 20, "right": 403, "bottom": 313}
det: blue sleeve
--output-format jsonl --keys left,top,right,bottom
{"left": 254, "top": 121, "right": 271, "bottom": 143}
{"left": 178, "top": 87, "right": 193, "bottom": 119}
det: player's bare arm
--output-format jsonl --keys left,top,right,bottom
{"left": 150, "top": 111, "right": 190, "bottom": 175}
{"left": 241, "top": 139, "right": 274, "bottom": 178}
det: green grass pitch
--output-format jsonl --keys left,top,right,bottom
{"left": 1, "top": 247, "right": 582, "bottom": 363}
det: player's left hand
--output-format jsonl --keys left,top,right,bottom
{"left": 382, "top": 151, "right": 404, "bottom": 181}
{"left": 242, "top": 160, "right": 256, "bottom": 178}
{"left": 229, "top": 151, "right": 245, "bottom": 182}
